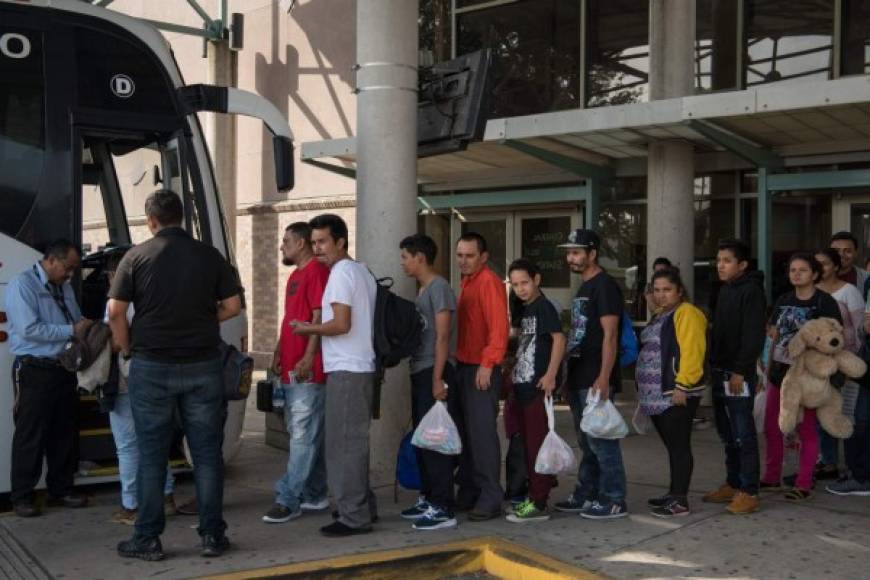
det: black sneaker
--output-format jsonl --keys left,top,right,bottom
{"left": 650, "top": 499, "right": 690, "bottom": 518}
{"left": 117, "top": 536, "right": 165, "bottom": 561}
{"left": 201, "top": 534, "right": 230, "bottom": 557}
{"left": 320, "top": 521, "right": 373, "bottom": 537}
{"left": 759, "top": 480, "right": 783, "bottom": 492}
{"left": 13, "top": 502, "right": 41, "bottom": 518}
{"left": 47, "top": 493, "right": 88, "bottom": 508}
{"left": 554, "top": 493, "right": 593, "bottom": 513}
{"left": 262, "top": 503, "right": 301, "bottom": 524}
{"left": 646, "top": 494, "right": 673, "bottom": 508}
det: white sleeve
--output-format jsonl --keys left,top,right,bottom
{"left": 325, "top": 263, "right": 355, "bottom": 307}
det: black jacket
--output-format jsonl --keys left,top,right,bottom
{"left": 710, "top": 271, "right": 767, "bottom": 378}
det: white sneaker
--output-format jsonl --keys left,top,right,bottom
{"left": 300, "top": 497, "right": 330, "bottom": 511}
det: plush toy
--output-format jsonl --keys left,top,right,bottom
{"left": 779, "top": 317, "right": 866, "bottom": 439}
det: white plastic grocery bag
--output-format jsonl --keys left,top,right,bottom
{"left": 534, "top": 396, "right": 578, "bottom": 475}
{"left": 411, "top": 400, "right": 462, "bottom": 455}
{"left": 580, "top": 389, "right": 629, "bottom": 439}
{"left": 631, "top": 404, "right": 653, "bottom": 435}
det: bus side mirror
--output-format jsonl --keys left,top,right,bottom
{"left": 273, "top": 136, "right": 294, "bottom": 192}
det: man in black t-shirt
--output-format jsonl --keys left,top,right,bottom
{"left": 553, "top": 229, "right": 629, "bottom": 520}
{"left": 108, "top": 190, "right": 242, "bottom": 561}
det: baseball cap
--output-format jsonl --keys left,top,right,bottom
{"left": 558, "top": 228, "right": 600, "bottom": 250}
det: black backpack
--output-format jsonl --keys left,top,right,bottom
{"left": 371, "top": 275, "right": 425, "bottom": 417}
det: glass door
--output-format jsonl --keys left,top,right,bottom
{"left": 452, "top": 212, "right": 514, "bottom": 288}
{"left": 514, "top": 210, "right": 582, "bottom": 311}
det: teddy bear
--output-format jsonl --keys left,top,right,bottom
{"left": 779, "top": 317, "right": 866, "bottom": 439}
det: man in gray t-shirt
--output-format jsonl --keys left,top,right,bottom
{"left": 399, "top": 234, "right": 461, "bottom": 531}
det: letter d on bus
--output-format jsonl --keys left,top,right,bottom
{"left": 0, "top": 33, "right": 31, "bottom": 59}
{"left": 111, "top": 74, "right": 135, "bottom": 98}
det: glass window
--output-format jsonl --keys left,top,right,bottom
{"left": 842, "top": 0, "right": 870, "bottom": 76}
{"left": 456, "top": 0, "right": 581, "bottom": 118}
{"left": 520, "top": 216, "right": 571, "bottom": 288}
{"left": 586, "top": 0, "right": 649, "bottom": 107}
{"left": 744, "top": 0, "right": 834, "bottom": 87}
{"left": 599, "top": 204, "right": 646, "bottom": 319}
{"left": 0, "top": 26, "right": 44, "bottom": 240}
{"left": 695, "top": 0, "right": 740, "bottom": 92}
{"left": 419, "top": 0, "right": 451, "bottom": 65}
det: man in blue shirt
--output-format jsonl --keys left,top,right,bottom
{"left": 5, "top": 239, "right": 93, "bottom": 517}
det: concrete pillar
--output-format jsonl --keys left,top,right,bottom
{"left": 356, "top": 0, "right": 419, "bottom": 483}
{"left": 647, "top": 0, "right": 696, "bottom": 297}
{"left": 207, "top": 40, "right": 238, "bottom": 246}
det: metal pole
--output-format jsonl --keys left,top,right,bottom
{"left": 757, "top": 167, "right": 772, "bottom": 300}
{"left": 356, "top": 0, "right": 419, "bottom": 483}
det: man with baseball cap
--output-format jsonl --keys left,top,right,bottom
{"left": 554, "top": 229, "right": 629, "bottom": 519}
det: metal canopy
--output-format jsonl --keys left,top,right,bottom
{"left": 301, "top": 75, "right": 870, "bottom": 189}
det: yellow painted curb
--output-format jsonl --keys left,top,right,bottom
{"left": 198, "top": 536, "right": 603, "bottom": 580}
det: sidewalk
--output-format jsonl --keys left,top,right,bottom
{"left": 2, "top": 395, "right": 869, "bottom": 580}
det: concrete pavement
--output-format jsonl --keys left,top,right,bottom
{"left": 1, "top": 393, "right": 869, "bottom": 579}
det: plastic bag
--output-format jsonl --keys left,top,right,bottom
{"left": 411, "top": 401, "right": 462, "bottom": 455}
{"left": 753, "top": 386, "right": 767, "bottom": 433}
{"left": 580, "top": 389, "right": 629, "bottom": 439}
{"left": 631, "top": 404, "right": 653, "bottom": 435}
{"left": 534, "top": 396, "right": 578, "bottom": 475}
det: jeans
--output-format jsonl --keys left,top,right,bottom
{"left": 845, "top": 386, "right": 870, "bottom": 482}
{"left": 818, "top": 427, "right": 839, "bottom": 467}
{"left": 128, "top": 356, "right": 226, "bottom": 539}
{"left": 410, "top": 366, "right": 458, "bottom": 511}
{"left": 109, "top": 393, "right": 175, "bottom": 510}
{"left": 651, "top": 397, "right": 700, "bottom": 503}
{"left": 567, "top": 388, "right": 627, "bottom": 505}
{"left": 712, "top": 370, "right": 760, "bottom": 495}
{"left": 274, "top": 382, "right": 327, "bottom": 511}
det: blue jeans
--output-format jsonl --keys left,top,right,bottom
{"left": 109, "top": 393, "right": 174, "bottom": 510}
{"left": 845, "top": 386, "right": 870, "bottom": 482}
{"left": 128, "top": 356, "right": 226, "bottom": 539}
{"left": 712, "top": 370, "right": 760, "bottom": 495}
{"left": 567, "top": 388, "right": 627, "bottom": 504}
{"left": 274, "top": 382, "right": 327, "bottom": 510}
{"left": 818, "top": 426, "right": 839, "bottom": 466}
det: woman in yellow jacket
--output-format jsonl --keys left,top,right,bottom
{"left": 635, "top": 267, "right": 707, "bottom": 518}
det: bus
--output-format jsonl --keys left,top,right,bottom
{"left": 0, "top": 0, "right": 294, "bottom": 494}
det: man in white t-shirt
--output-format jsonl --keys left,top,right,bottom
{"left": 291, "top": 213, "right": 378, "bottom": 537}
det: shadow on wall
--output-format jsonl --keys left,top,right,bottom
{"left": 255, "top": 0, "right": 357, "bottom": 203}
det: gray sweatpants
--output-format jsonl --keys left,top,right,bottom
{"left": 325, "top": 371, "right": 378, "bottom": 528}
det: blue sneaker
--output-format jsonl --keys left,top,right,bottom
{"left": 580, "top": 500, "right": 629, "bottom": 520}
{"left": 400, "top": 496, "right": 430, "bottom": 520}
{"left": 554, "top": 493, "right": 594, "bottom": 513}
{"left": 412, "top": 505, "right": 458, "bottom": 530}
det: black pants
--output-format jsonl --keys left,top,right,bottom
{"left": 454, "top": 362, "right": 503, "bottom": 513}
{"left": 651, "top": 397, "right": 700, "bottom": 503}
{"left": 410, "top": 364, "right": 458, "bottom": 511}
{"left": 11, "top": 358, "right": 78, "bottom": 504}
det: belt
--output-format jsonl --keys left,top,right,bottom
{"left": 17, "top": 355, "right": 64, "bottom": 369}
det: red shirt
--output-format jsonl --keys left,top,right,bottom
{"left": 279, "top": 259, "right": 330, "bottom": 384}
{"left": 456, "top": 266, "right": 509, "bottom": 368}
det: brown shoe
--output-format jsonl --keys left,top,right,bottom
{"left": 726, "top": 491, "right": 760, "bottom": 515}
{"left": 164, "top": 494, "right": 178, "bottom": 516}
{"left": 112, "top": 507, "right": 137, "bottom": 526}
{"left": 702, "top": 484, "right": 738, "bottom": 504}
{"left": 176, "top": 497, "right": 198, "bottom": 516}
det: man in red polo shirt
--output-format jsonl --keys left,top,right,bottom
{"left": 454, "top": 232, "right": 509, "bottom": 521}
{"left": 262, "top": 222, "right": 330, "bottom": 524}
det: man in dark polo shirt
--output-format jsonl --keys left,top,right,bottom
{"left": 108, "top": 190, "right": 241, "bottom": 561}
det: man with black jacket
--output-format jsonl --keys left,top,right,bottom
{"left": 705, "top": 239, "right": 767, "bottom": 515}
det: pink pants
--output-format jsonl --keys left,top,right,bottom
{"left": 762, "top": 383, "right": 819, "bottom": 491}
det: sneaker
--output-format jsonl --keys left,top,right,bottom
{"left": 702, "top": 483, "right": 737, "bottom": 504}
{"left": 814, "top": 464, "right": 839, "bottom": 480}
{"left": 826, "top": 477, "right": 870, "bottom": 496}
{"left": 412, "top": 505, "right": 458, "bottom": 530}
{"left": 262, "top": 503, "right": 302, "bottom": 524}
{"left": 650, "top": 499, "right": 690, "bottom": 518}
{"left": 725, "top": 491, "right": 760, "bottom": 514}
{"left": 759, "top": 481, "right": 783, "bottom": 493}
{"left": 400, "top": 496, "right": 430, "bottom": 520}
{"left": 580, "top": 500, "right": 628, "bottom": 520}
{"left": 176, "top": 497, "right": 198, "bottom": 516}
{"left": 506, "top": 499, "right": 551, "bottom": 523}
{"left": 46, "top": 493, "right": 88, "bottom": 508}
{"left": 201, "top": 534, "right": 230, "bottom": 557}
{"left": 320, "top": 521, "right": 373, "bottom": 537}
{"left": 112, "top": 507, "right": 137, "bottom": 526}
{"left": 646, "top": 494, "right": 673, "bottom": 508}
{"left": 300, "top": 497, "right": 330, "bottom": 511}
{"left": 554, "top": 493, "right": 593, "bottom": 513}
{"left": 117, "top": 536, "right": 165, "bottom": 561}
{"left": 13, "top": 502, "right": 41, "bottom": 518}
{"left": 164, "top": 494, "right": 177, "bottom": 516}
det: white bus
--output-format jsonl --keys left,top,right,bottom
{"left": 0, "top": 0, "right": 294, "bottom": 494}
